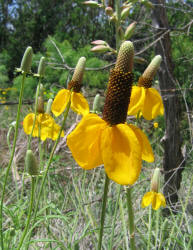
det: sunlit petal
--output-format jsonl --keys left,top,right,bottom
{"left": 127, "top": 86, "right": 146, "bottom": 116}
{"left": 101, "top": 124, "right": 142, "bottom": 185}
{"left": 71, "top": 92, "right": 89, "bottom": 116}
{"left": 51, "top": 89, "right": 71, "bottom": 117}
{"left": 23, "top": 113, "right": 39, "bottom": 137}
{"left": 67, "top": 114, "right": 106, "bottom": 170}
{"left": 141, "top": 191, "right": 154, "bottom": 208}
{"left": 128, "top": 124, "right": 154, "bottom": 162}
{"left": 142, "top": 88, "right": 164, "bottom": 120}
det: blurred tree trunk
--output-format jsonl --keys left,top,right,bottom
{"left": 151, "top": 0, "right": 185, "bottom": 212}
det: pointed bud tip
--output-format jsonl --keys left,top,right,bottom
{"left": 20, "top": 46, "right": 33, "bottom": 73}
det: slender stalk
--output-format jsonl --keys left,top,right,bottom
{"left": 17, "top": 177, "right": 35, "bottom": 249}
{"left": 27, "top": 78, "right": 41, "bottom": 149}
{"left": 147, "top": 206, "right": 153, "bottom": 250}
{"left": 119, "top": 193, "right": 129, "bottom": 250}
{"left": 109, "top": 185, "right": 121, "bottom": 250}
{"left": 0, "top": 73, "right": 26, "bottom": 250}
{"left": 98, "top": 174, "right": 110, "bottom": 250}
{"left": 126, "top": 187, "right": 136, "bottom": 250}
{"left": 115, "top": 0, "right": 122, "bottom": 51}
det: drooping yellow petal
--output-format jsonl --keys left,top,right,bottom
{"left": 67, "top": 114, "right": 106, "bottom": 170}
{"left": 128, "top": 124, "right": 154, "bottom": 162}
{"left": 127, "top": 86, "right": 146, "bottom": 116}
{"left": 142, "top": 88, "right": 164, "bottom": 120}
{"left": 101, "top": 124, "right": 142, "bottom": 185}
{"left": 152, "top": 193, "right": 166, "bottom": 210}
{"left": 71, "top": 92, "right": 89, "bottom": 116}
{"left": 142, "top": 191, "right": 166, "bottom": 210}
{"left": 37, "top": 113, "right": 64, "bottom": 141}
{"left": 141, "top": 191, "right": 155, "bottom": 208}
{"left": 23, "top": 113, "right": 39, "bottom": 137}
{"left": 51, "top": 89, "right": 71, "bottom": 117}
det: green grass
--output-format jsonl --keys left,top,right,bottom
{"left": 0, "top": 91, "right": 193, "bottom": 249}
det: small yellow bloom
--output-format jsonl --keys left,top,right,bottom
{"left": 153, "top": 122, "right": 158, "bottom": 128}
{"left": 128, "top": 86, "right": 164, "bottom": 120}
{"left": 51, "top": 89, "right": 89, "bottom": 117}
{"left": 141, "top": 191, "right": 166, "bottom": 210}
{"left": 2, "top": 91, "right": 6, "bottom": 95}
{"left": 23, "top": 113, "right": 64, "bottom": 141}
{"left": 67, "top": 113, "right": 154, "bottom": 185}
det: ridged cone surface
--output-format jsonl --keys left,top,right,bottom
{"left": 102, "top": 69, "right": 133, "bottom": 125}
{"left": 138, "top": 76, "right": 152, "bottom": 88}
{"left": 115, "top": 41, "right": 134, "bottom": 73}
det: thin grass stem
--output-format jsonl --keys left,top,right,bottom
{"left": 97, "top": 174, "right": 110, "bottom": 250}
{"left": 126, "top": 187, "right": 136, "bottom": 250}
{"left": 16, "top": 176, "right": 35, "bottom": 249}
{"left": 109, "top": 185, "right": 121, "bottom": 250}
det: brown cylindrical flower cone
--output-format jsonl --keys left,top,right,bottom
{"left": 103, "top": 41, "right": 134, "bottom": 125}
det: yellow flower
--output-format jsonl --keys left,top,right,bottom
{"left": 51, "top": 89, "right": 89, "bottom": 117}
{"left": 23, "top": 113, "right": 64, "bottom": 141}
{"left": 127, "top": 86, "right": 164, "bottom": 120}
{"left": 52, "top": 57, "right": 89, "bottom": 117}
{"left": 141, "top": 191, "right": 166, "bottom": 210}
{"left": 67, "top": 113, "right": 154, "bottom": 185}
{"left": 153, "top": 122, "right": 158, "bottom": 128}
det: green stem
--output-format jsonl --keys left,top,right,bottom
{"left": 27, "top": 78, "right": 41, "bottom": 149}
{"left": 17, "top": 177, "right": 35, "bottom": 249}
{"left": 115, "top": 0, "right": 121, "bottom": 51}
{"left": 109, "top": 185, "right": 121, "bottom": 250}
{"left": 147, "top": 206, "right": 153, "bottom": 250}
{"left": 126, "top": 187, "right": 136, "bottom": 250}
{"left": 98, "top": 174, "right": 110, "bottom": 250}
{"left": 0, "top": 73, "right": 26, "bottom": 250}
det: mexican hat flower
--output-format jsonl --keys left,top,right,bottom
{"left": 67, "top": 41, "right": 154, "bottom": 185}
{"left": 51, "top": 57, "right": 89, "bottom": 117}
{"left": 141, "top": 168, "right": 166, "bottom": 210}
{"left": 23, "top": 112, "right": 64, "bottom": 141}
{"left": 127, "top": 55, "right": 164, "bottom": 120}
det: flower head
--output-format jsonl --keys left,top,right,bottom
{"left": 67, "top": 41, "right": 154, "bottom": 185}
{"left": 141, "top": 168, "right": 166, "bottom": 210}
{"left": 51, "top": 57, "right": 89, "bottom": 117}
{"left": 127, "top": 55, "right": 164, "bottom": 120}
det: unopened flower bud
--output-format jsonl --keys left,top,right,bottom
{"left": 91, "top": 40, "right": 107, "bottom": 45}
{"left": 124, "top": 22, "right": 137, "bottom": 40}
{"left": 83, "top": 1, "right": 99, "bottom": 7}
{"left": 46, "top": 98, "right": 53, "bottom": 115}
{"left": 20, "top": 46, "right": 33, "bottom": 73}
{"left": 37, "top": 57, "right": 46, "bottom": 77}
{"left": 25, "top": 150, "right": 39, "bottom": 176}
{"left": 105, "top": 6, "right": 113, "bottom": 16}
{"left": 92, "top": 94, "right": 100, "bottom": 113}
{"left": 121, "top": 4, "right": 132, "bottom": 20}
{"left": 151, "top": 168, "right": 160, "bottom": 192}
{"left": 37, "top": 84, "right": 44, "bottom": 113}
{"left": 91, "top": 45, "right": 110, "bottom": 53}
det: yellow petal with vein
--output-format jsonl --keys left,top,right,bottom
{"left": 67, "top": 114, "right": 106, "bottom": 170}
{"left": 51, "top": 89, "right": 71, "bottom": 117}
{"left": 71, "top": 92, "right": 89, "bottom": 116}
{"left": 128, "top": 124, "right": 154, "bottom": 162}
{"left": 142, "top": 88, "right": 164, "bottom": 120}
{"left": 128, "top": 86, "right": 146, "bottom": 116}
{"left": 101, "top": 124, "right": 142, "bottom": 185}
